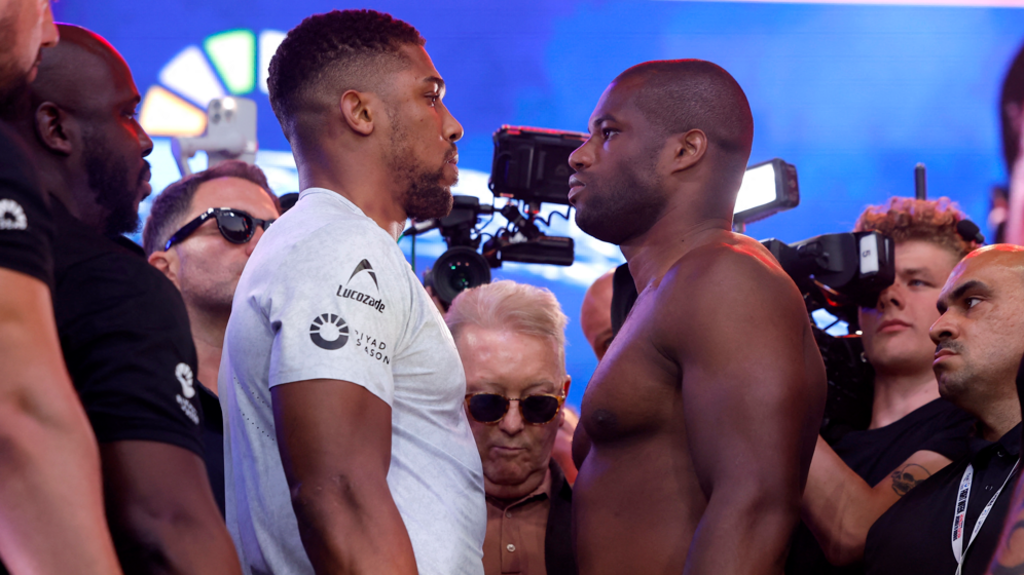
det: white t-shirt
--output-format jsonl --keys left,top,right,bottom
{"left": 220, "top": 187, "right": 486, "bottom": 575}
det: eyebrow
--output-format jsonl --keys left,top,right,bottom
{"left": 589, "top": 114, "right": 618, "bottom": 132}
{"left": 423, "top": 76, "right": 446, "bottom": 96}
{"left": 938, "top": 279, "right": 989, "bottom": 312}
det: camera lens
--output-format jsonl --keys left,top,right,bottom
{"left": 432, "top": 246, "right": 492, "bottom": 305}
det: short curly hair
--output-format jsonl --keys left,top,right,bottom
{"left": 267, "top": 9, "right": 424, "bottom": 142}
{"left": 854, "top": 196, "right": 979, "bottom": 260}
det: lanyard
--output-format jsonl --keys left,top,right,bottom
{"left": 951, "top": 458, "right": 1020, "bottom": 575}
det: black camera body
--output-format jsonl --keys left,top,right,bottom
{"left": 419, "top": 126, "right": 587, "bottom": 306}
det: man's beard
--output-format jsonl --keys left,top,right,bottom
{"left": 81, "top": 129, "right": 145, "bottom": 237}
{"left": 385, "top": 120, "right": 455, "bottom": 221}
{"left": 574, "top": 151, "right": 665, "bottom": 246}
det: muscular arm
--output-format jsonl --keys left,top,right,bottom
{"left": 273, "top": 379, "right": 417, "bottom": 575}
{"left": 0, "top": 268, "right": 122, "bottom": 574}
{"left": 672, "top": 249, "right": 826, "bottom": 575}
{"left": 101, "top": 441, "right": 241, "bottom": 575}
{"left": 802, "top": 437, "right": 950, "bottom": 565}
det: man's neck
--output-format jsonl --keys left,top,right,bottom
{"left": 621, "top": 214, "right": 733, "bottom": 292}
{"left": 297, "top": 151, "right": 407, "bottom": 240}
{"left": 974, "top": 396, "right": 1022, "bottom": 443}
{"left": 870, "top": 370, "right": 941, "bottom": 429}
{"left": 485, "top": 466, "right": 551, "bottom": 509}
{"left": 187, "top": 306, "right": 228, "bottom": 396}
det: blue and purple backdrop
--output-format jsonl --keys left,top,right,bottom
{"left": 53, "top": 0, "right": 1024, "bottom": 408}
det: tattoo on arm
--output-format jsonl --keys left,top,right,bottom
{"left": 990, "top": 518, "right": 1024, "bottom": 574}
{"left": 890, "top": 463, "right": 932, "bottom": 497}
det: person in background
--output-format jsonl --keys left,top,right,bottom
{"left": 864, "top": 244, "right": 1024, "bottom": 575}
{"left": 790, "top": 197, "right": 979, "bottom": 574}
{"left": 16, "top": 24, "right": 241, "bottom": 574}
{"left": 580, "top": 270, "right": 614, "bottom": 361}
{"left": 143, "top": 160, "right": 280, "bottom": 515}
{"left": 447, "top": 280, "right": 577, "bottom": 575}
{"left": 0, "top": 1, "right": 122, "bottom": 572}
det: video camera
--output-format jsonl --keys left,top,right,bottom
{"left": 413, "top": 126, "right": 586, "bottom": 306}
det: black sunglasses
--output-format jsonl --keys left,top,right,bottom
{"left": 464, "top": 392, "right": 565, "bottom": 425}
{"left": 165, "top": 207, "right": 274, "bottom": 251}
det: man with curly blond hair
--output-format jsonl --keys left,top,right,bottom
{"left": 788, "top": 196, "right": 982, "bottom": 575}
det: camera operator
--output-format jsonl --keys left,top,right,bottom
{"left": 446, "top": 280, "right": 577, "bottom": 575}
{"left": 789, "top": 196, "right": 980, "bottom": 574}
{"left": 143, "top": 160, "right": 281, "bottom": 515}
{"left": 863, "top": 244, "right": 1024, "bottom": 575}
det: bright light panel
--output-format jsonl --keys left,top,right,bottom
{"left": 205, "top": 30, "right": 256, "bottom": 95}
{"left": 735, "top": 163, "right": 778, "bottom": 214}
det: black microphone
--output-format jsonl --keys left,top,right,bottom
{"left": 956, "top": 220, "right": 985, "bottom": 245}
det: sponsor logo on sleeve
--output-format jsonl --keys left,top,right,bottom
{"left": 0, "top": 199, "right": 28, "bottom": 231}
{"left": 174, "top": 362, "right": 200, "bottom": 425}
{"left": 353, "top": 328, "right": 390, "bottom": 365}
{"left": 337, "top": 259, "right": 386, "bottom": 313}
{"left": 309, "top": 313, "right": 349, "bottom": 350}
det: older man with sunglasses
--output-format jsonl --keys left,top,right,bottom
{"left": 446, "top": 280, "right": 578, "bottom": 575}
{"left": 143, "top": 160, "right": 280, "bottom": 514}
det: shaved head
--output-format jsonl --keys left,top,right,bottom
{"left": 931, "top": 244, "right": 1024, "bottom": 422}
{"left": 25, "top": 24, "right": 152, "bottom": 236}
{"left": 616, "top": 59, "right": 754, "bottom": 182}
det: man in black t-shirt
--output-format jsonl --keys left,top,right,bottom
{"left": 13, "top": 24, "right": 241, "bottom": 574}
{"left": 864, "top": 244, "right": 1024, "bottom": 575}
{"left": 142, "top": 160, "right": 281, "bottom": 516}
{"left": 0, "top": 2, "right": 122, "bottom": 573}
{"left": 789, "top": 197, "right": 980, "bottom": 575}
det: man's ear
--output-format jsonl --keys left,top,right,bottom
{"left": 339, "top": 90, "right": 376, "bottom": 137}
{"left": 147, "top": 249, "right": 181, "bottom": 290}
{"left": 34, "top": 102, "right": 74, "bottom": 156}
{"left": 562, "top": 375, "right": 572, "bottom": 398}
{"left": 666, "top": 128, "right": 708, "bottom": 175}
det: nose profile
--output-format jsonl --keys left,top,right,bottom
{"left": 41, "top": 2, "right": 59, "bottom": 49}
{"left": 569, "top": 140, "right": 592, "bottom": 172}
{"left": 443, "top": 105, "right": 464, "bottom": 144}
{"left": 929, "top": 313, "right": 956, "bottom": 345}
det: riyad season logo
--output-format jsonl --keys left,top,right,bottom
{"left": 337, "top": 259, "right": 386, "bottom": 313}
{"left": 0, "top": 199, "right": 28, "bottom": 231}
{"left": 310, "top": 313, "right": 350, "bottom": 350}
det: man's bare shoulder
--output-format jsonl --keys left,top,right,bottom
{"left": 659, "top": 231, "right": 795, "bottom": 300}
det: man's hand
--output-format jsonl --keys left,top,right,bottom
{"left": 101, "top": 440, "right": 241, "bottom": 575}
{"left": 273, "top": 379, "right": 417, "bottom": 575}
{"left": 802, "top": 436, "right": 951, "bottom": 565}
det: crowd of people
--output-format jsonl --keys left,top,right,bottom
{"left": 3, "top": 3, "right": 1024, "bottom": 575}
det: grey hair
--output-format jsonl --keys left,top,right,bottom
{"left": 445, "top": 280, "right": 569, "bottom": 375}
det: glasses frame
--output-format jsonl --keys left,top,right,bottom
{"left": 463, "top": 391, "right": 566, "bottom": 426}
{"left": 164, "top": 207, "right": 274, "bottom": 251}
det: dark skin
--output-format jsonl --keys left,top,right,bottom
{"left": 569, "top": 75, "right": 826, "bottom": 575}
{"left": 276, "top": 44, "right": 461, "bottom": 573}
{"left": 19, "top": 26, "right": 240, "bottom": 575}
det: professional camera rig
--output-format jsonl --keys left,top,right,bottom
{"left": 410, "top": 126, "right": 586, "bottom": 305}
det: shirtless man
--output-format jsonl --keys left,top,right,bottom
{"left": 568, "top": 59, "right": 827, "bottom": 574}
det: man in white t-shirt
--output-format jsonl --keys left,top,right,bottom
{"left": 220, "top": 9, "right": 485, "bottom": 575}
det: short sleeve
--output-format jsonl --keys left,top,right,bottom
{"left": 265, "top": 224, "right": 410, "bottom": 406}
{"left": 54, "top": 253, "right": 204, "bottom": 457}
{"left": 0, "top": 122, "right": 53, "bottom": 286}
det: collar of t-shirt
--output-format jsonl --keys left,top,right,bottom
{"left": 298, "top": 187, "right": 367, "bottom": 218}
{"left": 966, "top": 421, "right": 1022, "bottom": 460}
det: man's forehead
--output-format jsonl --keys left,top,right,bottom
{"left": 395, "top": 44, "right": 442, "bottom": 87}
{"left": 190, "top": 176, "right": 275, "bottom": 216}
{"left": 941, "top": 255, "right": 1020, "bottom": 299}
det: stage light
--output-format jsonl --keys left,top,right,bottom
{"left": 139, "top": 86, "right": 207, "bottom": 137}
{"left": 158, "top": 45, "right": 225, "bottom": 108}
{"left": 733, "top": 158, "right": 800, "bottom": 226}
